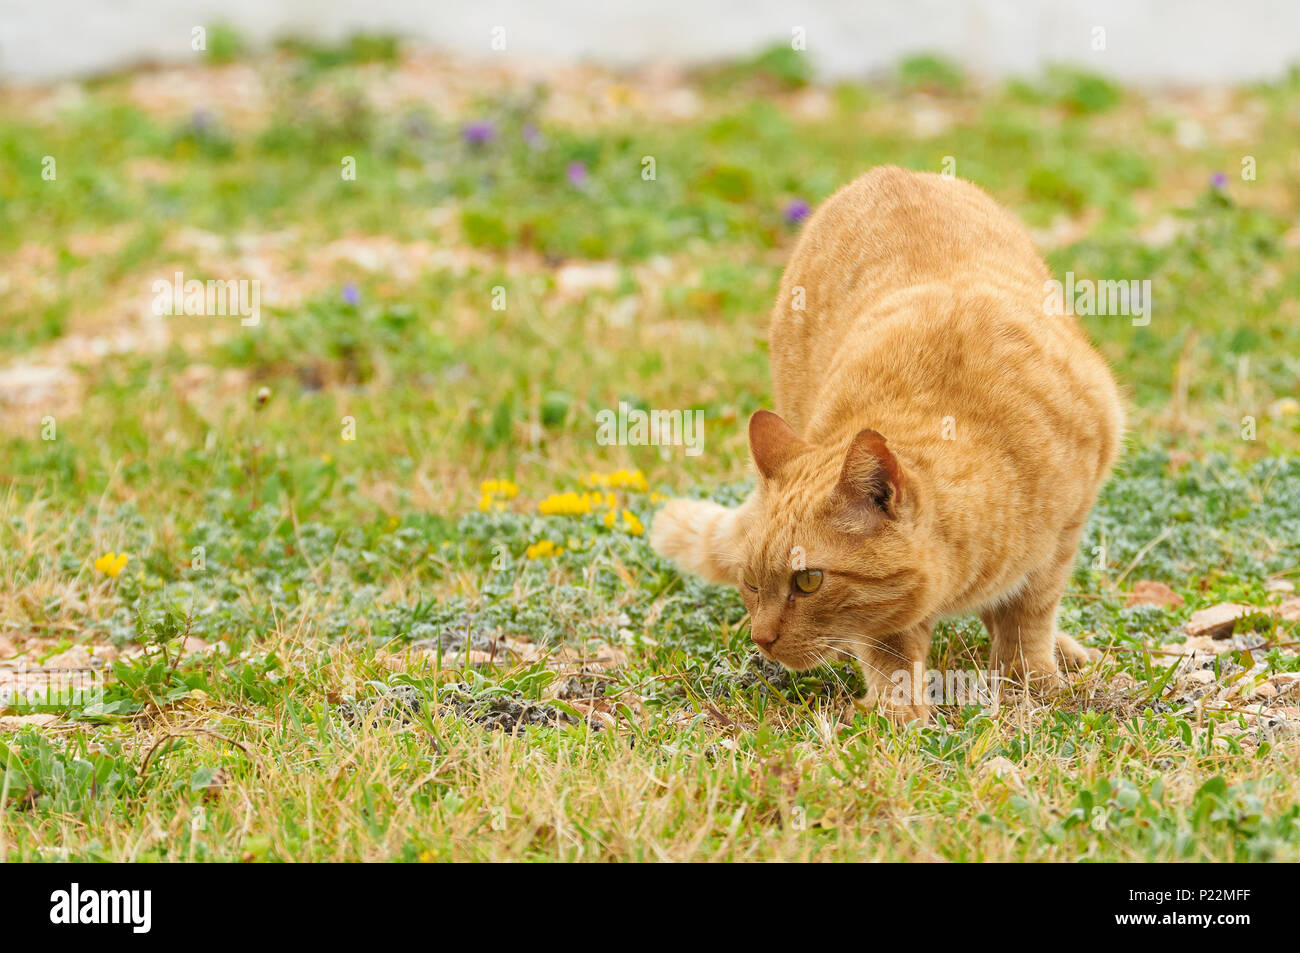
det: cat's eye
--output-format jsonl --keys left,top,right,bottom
{"left": 742, "top": 573, "right": 759, "bottom": 592}
{"left": 793, "top": 570, "right": 823, "bottom": 594}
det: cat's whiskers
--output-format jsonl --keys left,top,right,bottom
{"left": 848, "top": 654, "right": 896, "bottom": 687}
{"left": 820, "top": 634, "right": 908, "bottom": 663}
{"left": 810, "top": 653, "right": 855, "bottom": 699}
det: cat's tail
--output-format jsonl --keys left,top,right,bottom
{"left": 650, "top": 498, "right": 743, "bottom": 586}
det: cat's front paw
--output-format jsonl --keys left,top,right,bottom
{"left": 996, "top": 651, "right": 1062, "bottom": 688}
{"left": 850, "top": 689, "right": 932, "bottom": 726}
{"left": 882, "top": 701, "right": 932, "bottom": 726}
{"left": 1055, "top": 632, "right": 1099, "bottom": 670}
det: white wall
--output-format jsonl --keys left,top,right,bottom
{"left": 3, "top": 0, "right": 1298, "bottom": 84}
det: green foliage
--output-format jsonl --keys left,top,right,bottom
{"left": 701, "top": 42, "right": 813, "bottom": 91}
{"left": 205, "top": 24, "right": 246, "bottom": 64}
{"left": 898, "top": 53, "right": 966, "bottom": 94}
{"left": 275, "top": 33, "right": 402, "bottom": 70}
{"left": 745, "top": 44, "right": 814, "bottom": 89}
{"left": 1041, "top": 66, "right": 1123, "bottom": 114}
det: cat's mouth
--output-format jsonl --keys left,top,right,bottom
{"left": 761, "top": 643, "right": 820, "bottom": 671}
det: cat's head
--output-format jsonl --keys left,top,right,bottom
{"left": 735, "top": 410, "right": 931, "bottom": 670}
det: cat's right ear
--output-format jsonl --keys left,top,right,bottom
{"left": 834, "top": 428, "right": 905, "bottom": 519}
{"left": 748, "top": 410, "right": 805, "bottom": 480}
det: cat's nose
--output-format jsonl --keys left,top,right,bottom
{"left": 751, "top": 622, "right": 780, "bottom": 647}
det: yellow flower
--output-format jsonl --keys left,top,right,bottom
{"left": 622, "top": 510, "right": 644, "bottom": 536}
{"left": 479, "top": 478, "right": 519, "bottom": 499}
{"left": 609, "top": 468, "right": 649, "bottom": 492}
{"left": 650, "top": 492, "right": 667, "bottom": 504}
{"left": 585, "top": 469, "right": 648, "bottom": 492}
{"left": 540, "top": 473, "right": 647, "bottom": 517}
{"left": 539, "top": 491, "right": 598, "bottom": 516}
{"left": 478, "top": 478, "right": 520, "bottom": 513}
{"left": 94, "top": 551, "right": 129, "bottom": 578}
{"left": 605, "top": 83, "right": 635, "bottom": 106}
{"left": 526, "top": 539, "right": 563, "bottom": 559}
{"left": 603, "top": 510, "right": 616, "bottom": 529}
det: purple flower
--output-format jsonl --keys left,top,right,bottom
{"left": 566, "top": 161, "right": 588, "bottom": 188}
{"left": 462, "top": 121, "right": 496, "bottom": 146}
{"left": 1210, "top": 171, "right": 1228, "bottom": 189}
{"left": 342, "top": 282, "right": 360, "bottom": 306}
{"left": 784, "top": 199, "right": 810, "bottom": 225}
{"left": 522, "top": 123, "right": 543, "bottom": 148}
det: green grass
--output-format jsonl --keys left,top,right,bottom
{"left": 1, "top": 39, "right": 1299, "bottom": 861}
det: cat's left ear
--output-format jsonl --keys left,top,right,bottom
{"left": 834, "top": 428, "right": 905, "bottom": 519}
{"left": 749, "top": 410, "right": 807, "bottom": 480}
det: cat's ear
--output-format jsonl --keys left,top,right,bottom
{"left": 748, "top": 410, "right": 805, "bottom": 480}
{"left": 835, "top": 428, "right": 905, "bottom": 518}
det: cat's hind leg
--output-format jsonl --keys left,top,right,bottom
{"left": 980, "top": 531, "right": 1096, "bottom": 684}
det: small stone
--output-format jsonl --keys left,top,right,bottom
{"left": 1275, "top": 598, "right": 1300, "bottom": 623}
{"left": 980, "top": 756, "right": 1019, "bottom": 777}
{"left": 0, "top": 713, "right": 59, "bottom": 730}
{"left": 1269, "top": 673, "right": 1300, "bottom": 700}
{"left": 978, "top": 756, "right": 1025, "bottom": 791}
{"left": 1126, "top": 580, "right": 1184, "bottom": 609}
{"left": 42, "top": 646, "right": 94, "bottom": 668}
{"left": 1109, "top": 672, "right": 1139, "bottom": 691}
{"left": 1185, "top": 603, "right": 1252, "bottom": 639}
{"left": 556, "top": 261, "right": 618, "bottom": 296}
{"left": 1173, "top": 635, "right": 1218, "bottom": 655}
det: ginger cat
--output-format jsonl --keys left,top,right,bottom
{"left": 651, "top": 167, "right": 1124, "bottom": 721}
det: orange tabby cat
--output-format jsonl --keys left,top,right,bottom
{"left": 651, "top": 166, "right": 1124, "bottom": 721}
